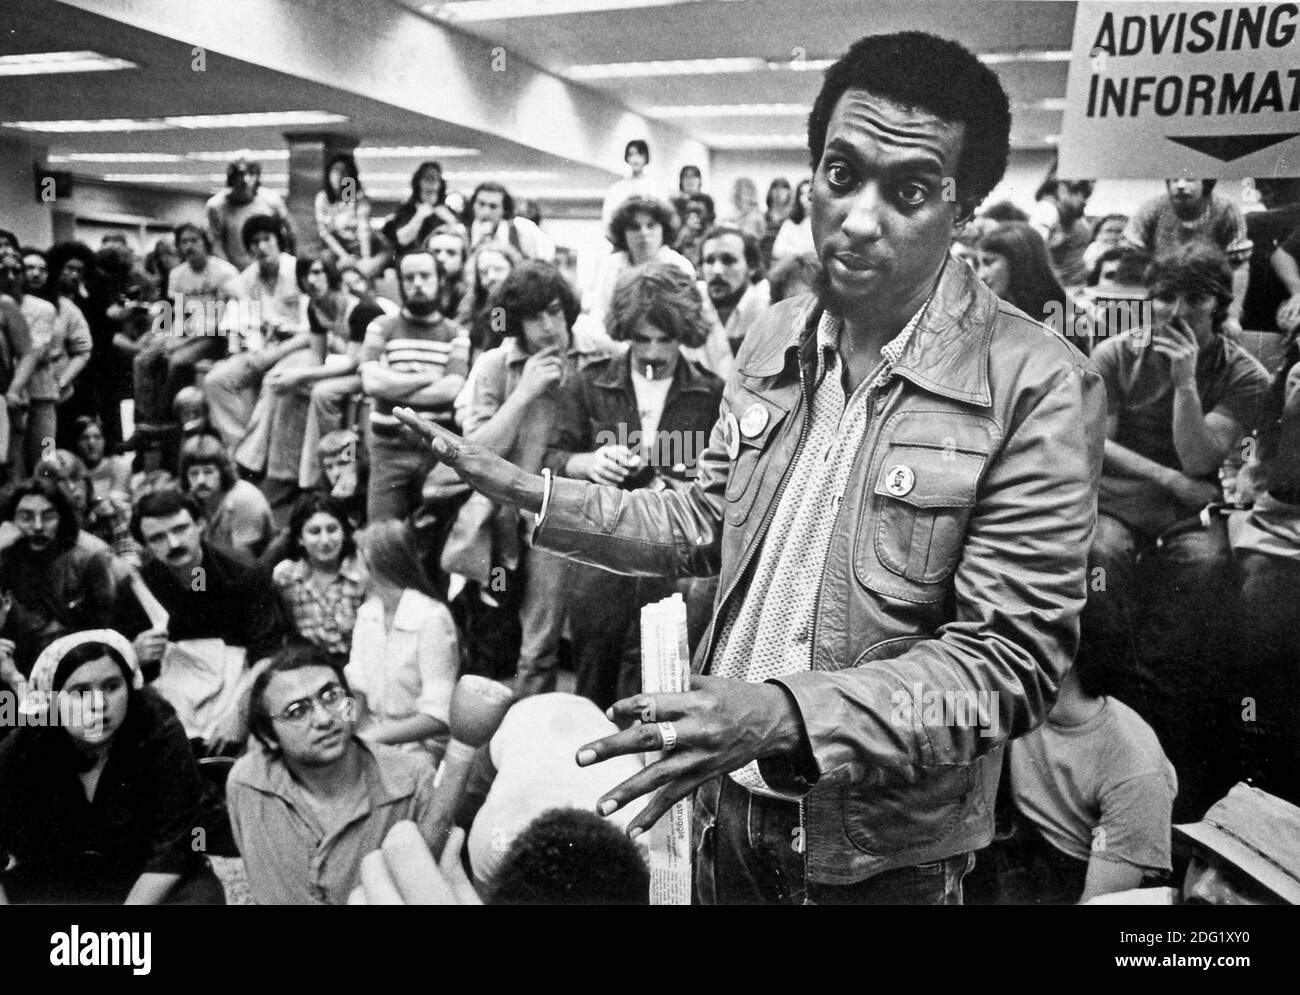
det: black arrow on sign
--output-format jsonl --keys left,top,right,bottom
{"left": 1167, "top": 133, "right": 1299, "bottom": 162}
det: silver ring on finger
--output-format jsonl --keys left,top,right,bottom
{"left": 656, "top": 721, "right": 678, "bottom": 752}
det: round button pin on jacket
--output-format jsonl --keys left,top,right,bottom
{"left": 723, "top": 413, "right": 741, "bottom": 459}
{"left": 885, "top": 464, "right": 915, "bottom": 496}
{"left": 740, "top": 403, "right": 769, "bottom": 438}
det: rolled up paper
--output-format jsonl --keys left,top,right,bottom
{"left": 640, "top": 594, "right": 692, "bottom": 905}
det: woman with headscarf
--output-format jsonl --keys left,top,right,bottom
{"left": 0, "top": 630, "right": 225, "bottom": 903}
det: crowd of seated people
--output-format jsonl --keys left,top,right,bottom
{"left": 3, "top": 156, "right": 1300, "bottom": 907}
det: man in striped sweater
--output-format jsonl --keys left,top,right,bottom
{"left": 359, "top": 248, "right": 470, "bottom": 521}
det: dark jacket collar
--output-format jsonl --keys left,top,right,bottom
{"left": 737, "top": 256, "right": 998, "bottom": 407}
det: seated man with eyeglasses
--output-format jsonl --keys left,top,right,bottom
{"left": 226, "top": 644, "right": 442, "bottom": 905}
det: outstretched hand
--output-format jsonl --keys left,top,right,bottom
{"left": 575, "top": 675, "right": 807, "bottom": 837}
{"left": 392, "top": 406, "right": 544, "bottom": 512}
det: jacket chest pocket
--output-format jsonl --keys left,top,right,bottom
{"left": 857, "top": 442, "right": 987, "bottom": 599}
{"left": 723, "top": 389, "right": 792, "bottom": 527}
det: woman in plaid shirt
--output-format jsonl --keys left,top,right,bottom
{"left": 270, "top": 492, "right": 366, "bottom": 663}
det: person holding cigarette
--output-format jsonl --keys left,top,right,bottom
{"left": 543, "top": 262, "right": 722, "bottom": 709}
{"left": 393, "top": 31, "right": 1105, "bottom": 904}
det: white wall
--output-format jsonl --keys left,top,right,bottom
{"left": 708, "top": 150, "right": 812, "bottom": 217}
{"left": 0, "top": 137, "right": 54, "bottom": 247}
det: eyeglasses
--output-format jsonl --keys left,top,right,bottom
{"left": 271, "top": 684, "right": 355, "bottom": 725}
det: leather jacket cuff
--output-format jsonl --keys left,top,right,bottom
{"left": 756, "top": 680, "right": 821, "bottom": 796}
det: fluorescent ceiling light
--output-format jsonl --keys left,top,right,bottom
{"left": 567, "top": 57, "right": 835, "bottom": 79}
{"left": 48, "top": 152, "right": 184, "bottom": 163}
{"left": 101, "top": 173, "right": 289, "bottom": 184}
{"left": 0, "top": 50, "right": 136, "bottom": 76}
{"left": 188, "top": 149, "right": 289, "bottom": 161}
{"left": 357, "top": 145, "right": 480, "bottom": 158}
{"left": 436, "top": 0, "right": 703, "bottom": 21}
{"left": 780, "top": 59, "right": 834, "bottom": 72}
{"left": 443, "top": 170, "right": 559, "bottom": 181}
{"left": 5, "top": 118, "right": 172, "bottom": 133}
{"left": 101, "top": 174, "right": 222, "bottom": 184}
{"left": 570, "top": 48, "right": 1069, "bottom": 81}
{"left": 569, "top": 57, "right": 766, "bottom": 79}
{"left": 708, "top": 135, "right": 808, "bottom": 150}
{"left": 5, "top": 111, "right": 346, "bottom": 134}
{"left": 164, "top": 111, "right": 347, "bottom": 129}
{"left": 980, "top": 50, "right": 1071, "bottom": 64}
{"left": 647, "top": 104, "right": 806, "bottom": 118}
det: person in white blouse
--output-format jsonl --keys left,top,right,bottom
{"left": 345, "top": 519, "right": 460, "bottom": 763}
{"left": 771, "top": 178, "right": 814, "bottom": 263}
{"left": 583, "top": 196, "right": 695, "bottom": 329}
{"left": 600, "top": 140, "right": 657, "bottom": 235}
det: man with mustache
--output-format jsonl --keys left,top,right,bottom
{"left": 400, "top": 31, "right": 1105, "bottom": 904}
{"left": 693, "top": 225, "right": 771, "bottom": 379}
{"left": 359, "top": 248, "right": 470, "bottom": 522}
{"left": 0, "top": 479, "right": 116, "bottom": 674}
{"left": 178, "top": 433, "right": 274, "bottom": 559}
{"left": 117, "top": 488, "right": 284, "bottom": 689}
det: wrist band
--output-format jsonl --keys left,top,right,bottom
{"left": 536, "top": 468, "right": 554, "bottom": 527}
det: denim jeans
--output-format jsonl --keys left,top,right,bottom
{"left": 695, "top": 776, "right": 974, "bottom": 905}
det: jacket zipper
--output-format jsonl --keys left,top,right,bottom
{"left": 801, "top": 368, "right": 887, "bottom": 900}
{"left": 699, "top": 357, "right": 813, "bottom": 902}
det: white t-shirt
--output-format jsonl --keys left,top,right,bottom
{"left": 631, "top": 363, "right": 673, "bottom": 450}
